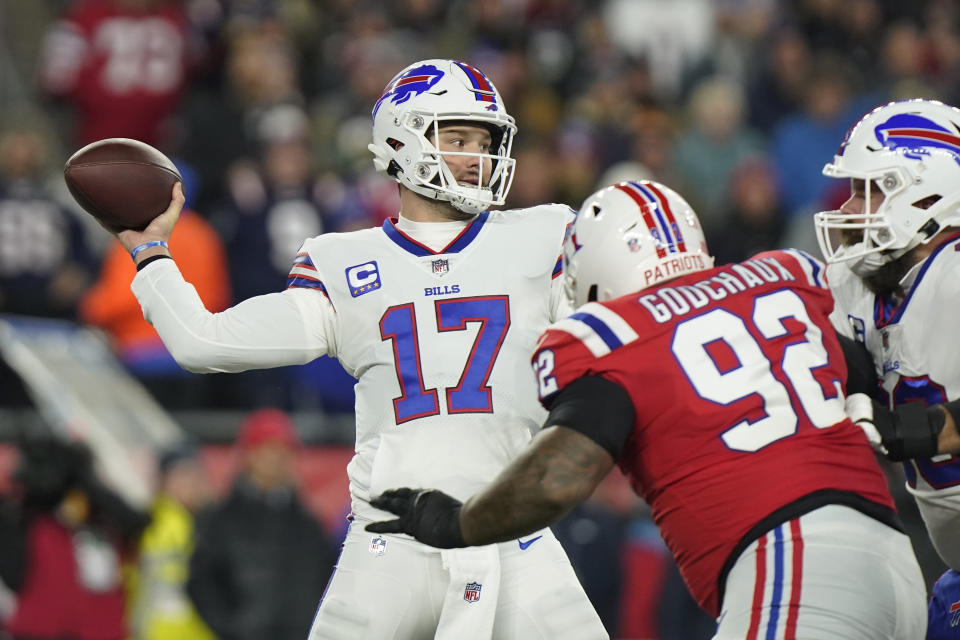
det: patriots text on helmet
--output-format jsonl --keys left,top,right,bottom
{"left": 640, "top": 258, "right": 796, "bottom": 324}
{"left": 643, "top": 254, "right": 710, "bottom": 287}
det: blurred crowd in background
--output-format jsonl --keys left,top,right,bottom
{"left": 0, "top": 0, "right": 958, "bottom": 638}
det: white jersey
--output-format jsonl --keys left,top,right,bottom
{"left": 827, "top": 230, "right": 960, "bottom": 568}
{"left": 132, "top": 205, "right": 572, "bottom": 524}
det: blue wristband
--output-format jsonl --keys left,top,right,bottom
{"left": 130, "top": 240, "right": 168, "bottom": 261}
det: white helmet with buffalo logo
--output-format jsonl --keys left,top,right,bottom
{"left": 815, "top": 98, "right": 960, "bottom": 274}
{"left": 563, "top": 180, "right": 714, "bottom": 308}
{"left": 368, "top": 59, "right": 517, "bottom": 214}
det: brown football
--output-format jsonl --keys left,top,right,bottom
{"left": 64, "top": 138, "right": 182, "bottom": 230}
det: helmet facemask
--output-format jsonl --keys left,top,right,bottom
{"left": 814, "top": 169, "right": 912, "bottom": 276}
{"left": 410, "top": 115, "right": 516, "bottom": 214}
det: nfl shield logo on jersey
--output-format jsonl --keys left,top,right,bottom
{"left": 463, "top": 581, "right": 482, "bottom": 603}
{"left": 368, "top": 536, "right": 387, "bottom": 557}
{"left": 432, "top": 258, "right": 449, "bottom": 275}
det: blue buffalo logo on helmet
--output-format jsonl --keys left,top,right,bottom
{"left": 873, "top": 113, "right": 960, "bottom": 165}
{"left": 372, "top": 63, "right": 445, "bottom": 120}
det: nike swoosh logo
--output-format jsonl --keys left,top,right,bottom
{"left": 517, "top": 535, "right": 543, "bottom": 550}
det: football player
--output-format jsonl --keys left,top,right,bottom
{"left": 368, "top": 181, "right": 927, "bottom": 639}
{"left": 110, "top": 60, "right": 607, "bottom": 639}
{"left": 926, "top": 568, "right": 960, "bottom": 640}
{"left": 813, "top": 99, "right": 960, "bottom": 573}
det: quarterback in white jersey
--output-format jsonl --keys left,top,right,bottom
{"left": 111, "top": 59, "right": 607, "bottom": 639}
{"left": 815, "top": 99, "right": 960, "bottom": 570}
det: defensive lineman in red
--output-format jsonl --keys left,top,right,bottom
{"left": 369, "top": 181, "right": 927, "bottom": 639}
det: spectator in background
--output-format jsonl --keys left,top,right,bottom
{"left": 215, "top": 104, "right": 369, "bottom": 303}
{"left": 78, "top": 169, "right": 231, "bottom": 409}
{"left": 0, "top": 124, "right": 95, "bottom": 319}
{"left": 127, "top": 443, "right": 214, "bottom": 640}
{"left": 602, "top": 0, "right": 714, "bottom": 101}
{"left": 188, "top": 409, "right": 337, "bottom": 640}
{"left": 0, "top": 435, "right": 149, "bottom": 640}
{"left": 707, "top": 155, "right": 786, "bottom": 264}
{"left": 769, "top": 58, "right": 875, "bottom": 221}
{"left": 747, "top": 28, "right": 813, "bottom": 133}
{"left": 877, "top": 20, "right": 938, "bottom": 99}
{"left": 671, "top": 75, "right": 765, "bottom": 224}
{"left": 211, "top": 104, "right": 362, "bottom": 412}
{"left": 617, "top": 104, "right": 682, "bottom": 189}
{"left": 38, "top": 0, "right": 199, "bottom": 149}
{"left": 179, "top": 22, "right": 303, "bottom": 215}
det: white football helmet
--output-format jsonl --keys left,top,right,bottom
{"left": 564, "top": 180, "right": 714, "bottom": 308}
{"left": 368, "top": 59, "right": 517, "bottom": 214}
{"left": 815, "top": 99, "right": 960, "bottom": 274}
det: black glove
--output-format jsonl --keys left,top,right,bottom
{"left": 847, "top": 393, "right": 942, "bottom": 461}
{"left": 365, "top": 488, "right": 466, "bottom": 549}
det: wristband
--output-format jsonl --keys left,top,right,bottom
{"left": 130, "top": 240, "right": 168, "bottom": 261}
{"left": 136, "top": 254, "right": 173, "bottom": 272}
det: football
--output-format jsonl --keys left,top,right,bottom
{"left": 64, "top": 138, "right": 182, "bottom": 230}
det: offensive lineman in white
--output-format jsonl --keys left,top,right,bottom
{"left": 814, "top": 99, "right": 960, "bottom": 572}
{"left": 109, "top": 60, "right": 608, "bottom": 639}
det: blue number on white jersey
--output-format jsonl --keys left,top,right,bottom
{"left": 380, "top": 296, "right": 510, "bottom": 423}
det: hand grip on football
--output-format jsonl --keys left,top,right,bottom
{"left": 64, "top": 138, "right": 182, "bottom": 231}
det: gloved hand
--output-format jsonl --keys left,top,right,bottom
{"left": 366, "top": 488, "right": 466, "bottom": 549}
{"left": 845, "top": 393, "right": 941, "bottom": 461}
{"left": 845, "top": 393, "right": 889, "bottom": 456}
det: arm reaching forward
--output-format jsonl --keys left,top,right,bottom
{"left": 367, "top": 374, "right": 634, "bottom": 546}
{"left": 366, "top": 425, "right": 615, "bottom": 547}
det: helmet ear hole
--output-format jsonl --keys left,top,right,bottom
{"left": 587, "top": 285, "right": 599, "bottom": 302}
{"left": 912, "top": 194, "right": 941, "bottom": 210}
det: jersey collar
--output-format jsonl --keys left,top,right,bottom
{"left": 874, "top": 230, "right": 960, "bottom": 327}
{"left": 382, "top": 211, "right": 490, "bottom": 256}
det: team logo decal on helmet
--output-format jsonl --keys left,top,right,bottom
{"left": 614, "top": 181, "right": 687, "bottom": 257}
{"left": 451, "top": 61, "right": 499, "bottom": 110}
{"left": 372, "top": 64, "right": 445, "bottom": 121}
{"left": 873, "top": 113, "right": 960, "bottom": 164}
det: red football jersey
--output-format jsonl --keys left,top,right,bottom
{"left": 533, "top": 249, "right": 895, "bottom": 615}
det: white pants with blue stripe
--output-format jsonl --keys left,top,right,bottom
{"left": 715, "top": 505, "right": 926, "bottom": 640}
{"left": 307, "top": 518, "right": 607, "bottom": 640}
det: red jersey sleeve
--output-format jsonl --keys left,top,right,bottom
{"left": 532, "top": 302, "right": 642, "bottom": 407}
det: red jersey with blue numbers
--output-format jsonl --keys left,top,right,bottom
{"left": 532, "top": 249, "right": 895, "bottom": 615}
